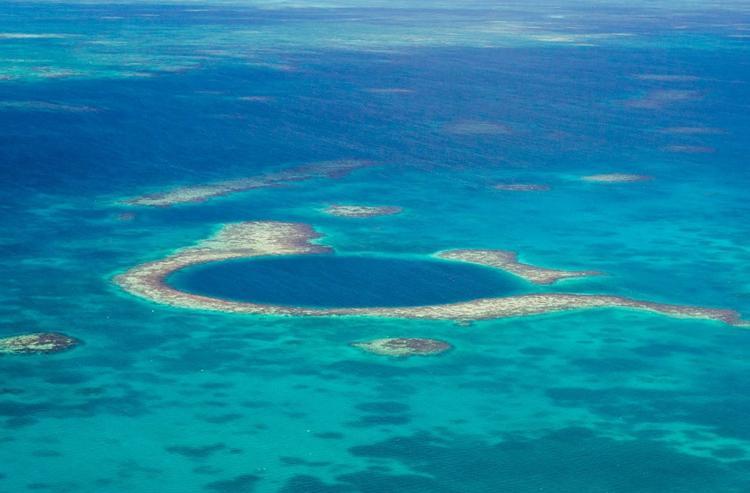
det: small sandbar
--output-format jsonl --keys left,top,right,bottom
{"left": 351, "top": 338, "right": 452, "bottom": 357}
{"left": 624, "top": 90, "right": 700, "bottom": 109}
{"left": 662, "top": 145, "right": 715, "bottom": 154}
{"left": 323, "top": 205, "right": 402, "bottom": 218}
{"left": 114, "top": 221, "right": 747, "bottom": 327}
{"left": 123, "top": 160, "right": 375, "bottom": 207}
{"left": 581, "top": 173, "right": 652, "bottom": 183}
{"left": 633, "top": 74, "right": 700, "bottom": 82}
{"left": 238, "top": 96, "right": 274, "bottom": 102}
{"left": 494, "top": 183, "right": 550, "bottom": 192}
{"left": 364, "top": 88, "right": 414, "bottom": 94}
{"left": 659, "top": 127, "right": 724, "bottom": 135}
{"left": 0, "top": 332, "right": 79, "bottom": 355}
{"left": 0, "top": 33, "right": 70, "bottom": 39}
{"left": 443, "top": 120, "right": 512, "bottom": 135}
{"left": 0, "top": 101, "right": 98, "bottom": 112}
{"left": 437, "top": 249, "right": 599, "bottom": 285}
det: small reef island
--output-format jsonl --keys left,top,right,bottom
{"left": 323, "top": 204, "right": 403, "bottom": 218}
{"left": 122, "top": 160, "right": 375, "bottom": 207}
{"left": 114, "top": 221, "right": 747, "bottom": 326}
{"left": 0, "top": 332, "right": 79, "bottom": 355}
{"left": 352, "top": 338, "right": 452, "bottom": 357}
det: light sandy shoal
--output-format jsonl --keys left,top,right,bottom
{"left": 114, "top": 222, "right": 747, "bottom": 326}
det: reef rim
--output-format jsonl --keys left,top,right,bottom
{"left": 113, "top": 221, "right": 747, "bottom": 326}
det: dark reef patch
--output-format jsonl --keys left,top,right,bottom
{"left": 26, "top": 483, "right": 53, "bottom": 490}
{"left": 31, "top": 449, "right": 62, "bottom": 458}
{"left": 355, "top": 402, "right": 409, "bottom": 414}
{"left": 0, "top": 387, "right": 25, "bottom": 395}
{"left": 314, "top": 432, "right": 344, "bottom": 440}
{"left": 344, "top": 429, "right": 750, "bottom": 492}
{"left": 519, "top": 346, "right": 556, "bottom": 356}
{"left": 325, "top": 360, "right": 431, "bottom": 378}
{"left": 205, "top": 474, "right": 260, "bottom": 493}
{"left": 571, "top": 356, "right": 653, "bottom": 374}
{"left": 280, "top": 457, "right": 331, "bottom": 467}
{"left": 279, "top": 475, "right": 353, "bottom": 493}
{"left": 166, "top": 443, "right": 226, "bottom": 459}
{"left": 349, "top": 414, "right": 412, "bottom": 428}
{"left": 546, "top": 386, "right": 750, "bottom": 441}
{"left": 713, "top": 446, "right": 745, "bottom": 459}
{"left": 43, "top": 372, "right": 90, "bottom": 385}
{"left": 199, "top": 413, "right": 244, "bottom": 424}
{"left": 631, "top": 343, "right": 707, "bottom": 358}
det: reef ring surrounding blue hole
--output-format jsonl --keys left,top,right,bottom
{"left": 167, "top": 254, "right": 528, "bottom": 308}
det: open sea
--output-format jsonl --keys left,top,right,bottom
{"left": 1, "top": 1, "right": 750, "bottom": 491}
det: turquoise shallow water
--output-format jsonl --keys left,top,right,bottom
{"left": 169, "top": 255, "right": 526, "bottom": 307}
{"left": 1, "top": 1, "right": 750, "bottom": 492}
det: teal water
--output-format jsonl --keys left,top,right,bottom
{"left": 1, "top": 1, "right": 750, "bottom": 492}
{"left": 169, "top": 255, "right": 525, "bottom": 307}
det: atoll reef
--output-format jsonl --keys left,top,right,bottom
{"left": 351, "top": 338, "right": 452, "bottom": 357}
{"left": 0, "top": 332, "right": 79, "bottom": 355}
{"left": 114, "top": 221, "right": 748, "bottom": 326}
{"left": 581, "top": 173, "right": 652, "bottom": 183}
{"left": 436, "top": 249, "right": 600, "bottom": 285}
{"left": 494, "top": 183, "right": 550, "bottom": 192}
{"left": 324, "top": 205, "right": 403, "bottom": 218}
{"left": 122, "top": 160, "right": 375, "bottom": 207}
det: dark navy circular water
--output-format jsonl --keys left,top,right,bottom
{"left": 168, "top": 255, "right": 525, "bottom": 308}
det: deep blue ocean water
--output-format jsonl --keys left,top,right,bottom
{"left": 1, "top": 1, "right": 750, "bottom": 492}
{"left": 170, "top": 256, "right": 525, "bottom": 307}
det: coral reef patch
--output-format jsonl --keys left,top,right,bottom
{"left": 581, "top": 173, "right": 652, "bottom": 183}
{"left": 324, "top": 205, "right": 402, "bottom": 218}
{"left": 351, "top": 338, "right": 452, "bottom": 357}
{"left": 0, "top": 332, "right": 79, "bottom": 355}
